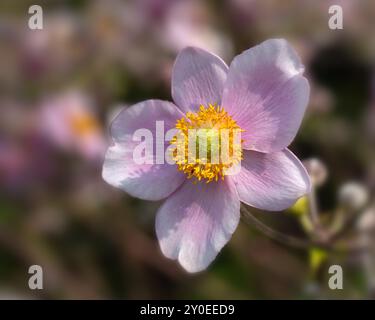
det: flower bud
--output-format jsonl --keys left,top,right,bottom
{"left": 338, "top": 182, "right": 369, "bottom": 211}
{"left": 357, "top": 207, "right": 375, "bottom": 232}
{"left": 302, "top": 158, "right": 328, "bottom": 187}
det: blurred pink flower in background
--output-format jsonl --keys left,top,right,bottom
{"left": 88, "top": 0, "right": 171, "bottom": 82}
{"left": 103, "top": 39, "right": 311, "bottom": 272}
{"left": 162, "top": 0, "right": 233, "bottom": 61}
{"left": 40, "top": 91, "right": 106, "bottom": 161}
{"left": 0, "top": 141, "right": 32, "bottom": 191}
{"left": 0, "top": 100, "right": 54, "bottom": 193}
{"left": 0, "top": 135, "right": 54, "bottom": 193}
{"left": 88, "top": 0, "right": 234, "bottom": 84}
{"left": 18, "top": 12, "right": 89, "bottom": 80}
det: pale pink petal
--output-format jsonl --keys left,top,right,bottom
{"left": 110, "top": 99, "right": 183, "bottom": 144}
{"left": 103, "top": 144, "right": 185, "bottom": 201}
{"left": 172, "top": 47, "right": 228, "bottom": 113}
{"left": 222, "top": 39, "right": 310, "bottom": 152}
{"left": 156, "top": 179, "right": 240, "bottom": 272}
{"left": 232, "top": 149, "right": 311, "bottom": 211}
{"left": 102, "top": 100, "right": 185, "bottom": 201}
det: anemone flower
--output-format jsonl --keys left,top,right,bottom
{"left": 103, "top": 39, "right": 311, "bottom": 272}
{"left": 41, "top": 91, "right": 106, "bottom": 160}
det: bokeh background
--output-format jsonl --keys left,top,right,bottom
{"left": 0, "top": 0, "right": 375, "bottom": 299}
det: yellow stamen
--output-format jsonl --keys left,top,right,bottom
{"left": 171, "top": 104, "right": 244, "bottom": 183}
{"left": 70, "top": 113, "right": 99, "bottom": 136}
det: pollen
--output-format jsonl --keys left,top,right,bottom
{"left": 171, "top": 104, "right": 244, "bottom": 183}
{"left": 70, "top": 113, "right": 99, "bottom": 136}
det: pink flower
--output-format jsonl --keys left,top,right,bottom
{"left": 103, "top": 39, "right": 311, "bottom": 272}
{"left": 40, "top": 91, "right": 106, "bottom": 160}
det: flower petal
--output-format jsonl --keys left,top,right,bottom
{"left": 222, "top": 39, "right": 310, "bottom": 152}
{"left": 155, "top": 179, "right": 240, "bottom": 272}
{"left": 172, "top": 47, "right": 228, "bottom": 113}
{"left": 102, "top": 100, "right": 186, "bottom": 201}
{"left": 233, "top": 149, "right": 311, "bottom": 211}
{"left": 109, "top": 99, "right": 183, "bottom": 144}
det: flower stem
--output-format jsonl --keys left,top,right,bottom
{"left": 241, "top": 205, "right": 314, "bottom": 249}
{"left": 241, "top": 205, "right": 369, "bottom": 254}
{"left": 307, "top": 186, "right": 320, "bottom": 229}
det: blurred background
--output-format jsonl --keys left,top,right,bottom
{"left": 0, "top": 0, "right": 375, "bottom": 299}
